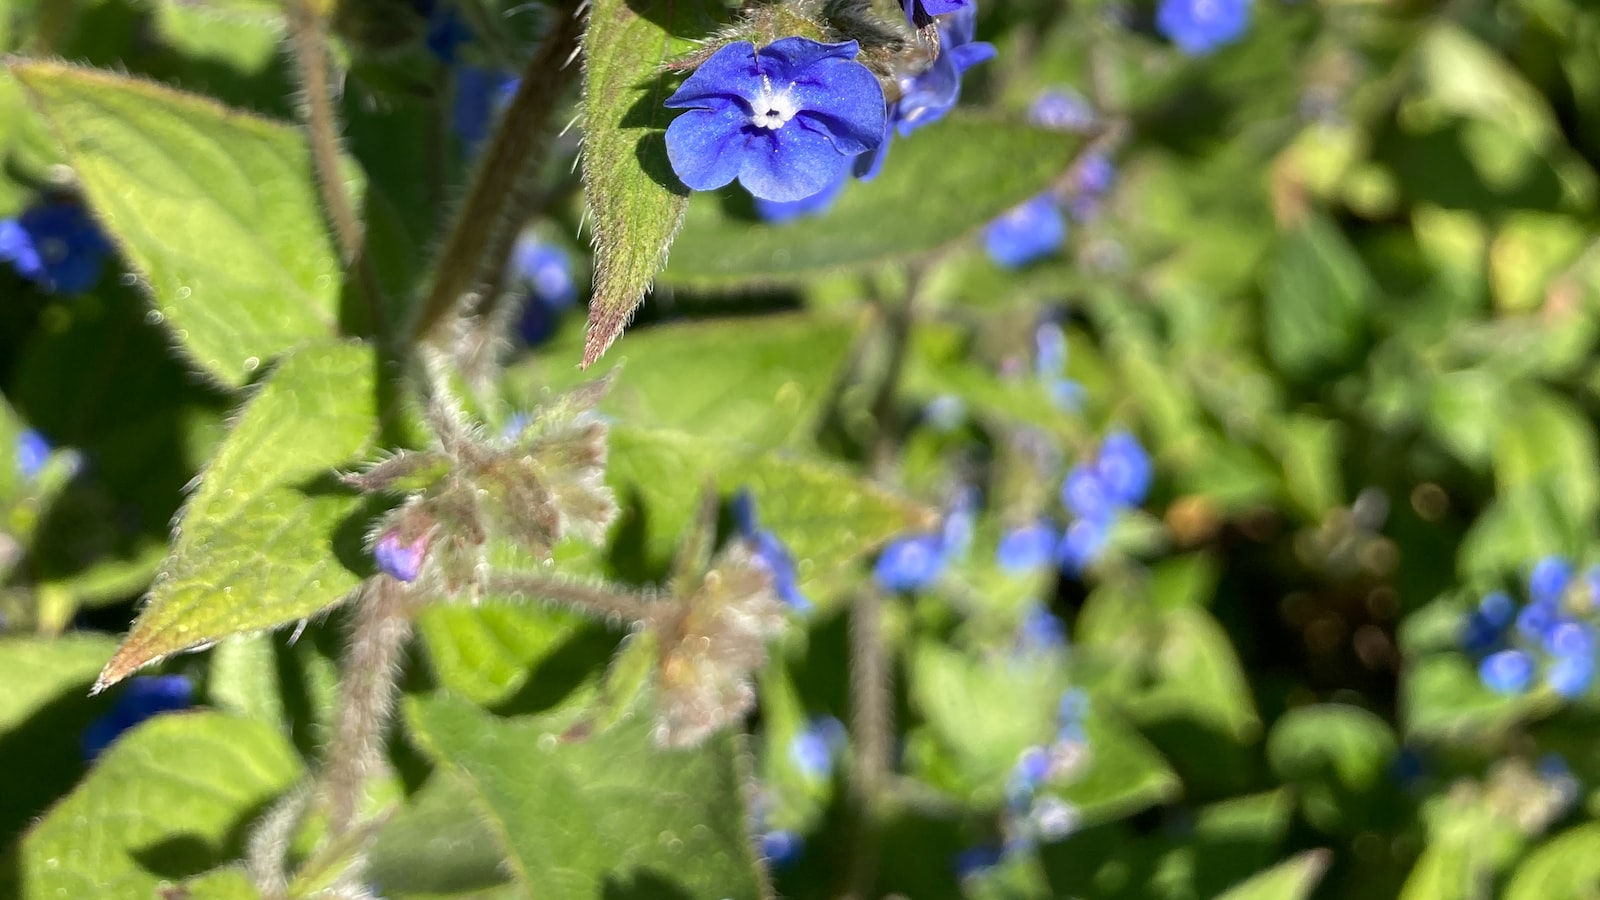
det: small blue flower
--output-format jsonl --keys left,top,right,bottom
{"left": 1479, "top": 648, "right": 1535, "bottom": 695}
{"left": 1061, "top": 464, "right": 1115, "bottom": 522}
{"left": 953, "top": 845, "right": 1004, "bottom": 880}
{"left": 1057, "top": 687, "right": 1089, "bottom": 725}
{"left": 902, "top": 0, "right": 970, "bottom": 27}
{"left": 1544, "top": 620, "right": 1595, "bottom": 659}
{"left": 1096, "top": 431, "right": 1153, "bottom": 508}
{"left": 732, "top": 490, "right": 812, "bottom": 611}
{"left": 665, "top": 38, "right": 886, "bottom": 203}
{"left": 1516, "top": 598, "right": 1561, "bottom": 644}
{"left": 1029, "top": 89, "right": 1097, "bottom": 132}
{"left": 940, "top": 487, "right": 979, "bottom": 561}
{"left": 997, "top": 523, "right": 1057, "bottom": 572}
{"left": 1075, "top": 152, "right": 1117, "bottom": 198}
{"left": 1017, "top": 603, "right": 1067, "bottom": 654}
{"left": 1530, "top": 556, "right": 1573, "bottom": 607}
{"left": 789, "top": 715, "right": 846, "bottom": 780}
{"left": 760, "top": 829, "right": 804, "bottom": 867}
{"left": 82, "top": 675, "right": 193, "bottom": 761}
{"left": 753, "top": 170, "right": 847, "bottom": 223}
{"left": 375, "top": 529, "right": 428, "bottom": 583}
{"left": 1479, "top": 591, "right": 1516, "bottom": 628}
{"left": 0, "top": 201, "right": 113, "bottom": 293}
{"left": 984, "top": 194, "right": 1065, "bottom": 268}
{"left": 1155, "top": 0, "right": 1251, "bottom": 56}
{"left": 1547, "top": 653, "right": 1595, "bottom": 699}
{"left": 874, "top": 533, "right": 947, "bottom": 592}
{"left": 1057, "top": 518, "right": 1108, "bottom": 575}
{"left": 509, "top": 236, "right": 578, "bottom": 347}
{"left": 16, "top": 429, "right": 50, "bottom": 480}
{"left": 452, "top": 66, "right": 519, "bottom": 148}
{"left": 1035, "top": 321, "right": 1067, "bottom": 378}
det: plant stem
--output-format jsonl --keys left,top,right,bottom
{"left": 409, "top": 7, "right": 585, "bottom": 347}
{"left": 321, "top": 578, "right": 413, "bottom": 840}
{"left": 284, "top": 0, "right": 386, "bottom": 337}
{"left": 483, "top": 570, "right": 657, "bottom": 624}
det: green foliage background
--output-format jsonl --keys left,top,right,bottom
{"left": 1, "top": 0, "right": 1599, "bottom": 898}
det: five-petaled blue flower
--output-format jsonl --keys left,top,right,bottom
{"left": 1155, "top": 0, "right": 1251, "bottom": 57}
{"left": 984, "top": 194, "right": 1065, "bottom": 268}
{"left": 665, "top": 38, "right": 886, "bottom": 203}
{"left": 0, "top": 200, "right": 113, "bottom": 294}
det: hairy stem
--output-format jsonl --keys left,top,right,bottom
{"left": 484, "top": 570, "right": 657, "bottom": 623}
{"left": 321, "top": 579, "right": 413, "bottom": 840}
{"left": 284, "top": 0, "right": 387, "bottom": 336}
{"left": 409, "top": 7, "right": 585, "bottom": 346}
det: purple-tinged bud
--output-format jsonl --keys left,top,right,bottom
{"left": 374, "top": 528, "right": 428, "bottom": 583}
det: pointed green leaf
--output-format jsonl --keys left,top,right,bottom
{"left": 368, "top": 773, "right": 514, "bottom": 898}
{"left": 516, "top": 315, "right": 856, "bottom": 447}
{"left": 10, "top": 61, "right": 345, "bottom": 386}
{"left": 101, "top": 342, "right": 378, "bottom": 688}
{"left": 404, "top": 693, "right": 766, "bottom": 899}
{"left": 579, "top": 0, "right": 722, "bottom": 365}
{"left": 19, "top": 712, "right": 302, "bottom": 900}
{"left": 417, "top": 604, "right": 586, "bottom": 708}
{"left": 1505, "top": 825, "right": 1600, "bottom": 900}
{"left": 660, "top": 116, "right": 1084, "bottom": 289}
{"left": 1215, "top": 851, "right": 1331, "bottom": 900}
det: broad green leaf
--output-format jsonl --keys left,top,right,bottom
{"left": 579, "top": 0, "right": 722, "bottom": 365}
{"left": 1504, "top": 825, "right": 1600, "bottom": 900}
{"left": 417, "top": 604, "right": 586, "bottom": 708}
{"left": 515, "top": 315, "right": 857, "bottom": 447}
{"left": 19, "top": 712, "right": 302, "bottom": 900}
{"left": 1492, "top": 388, "right": 1600, "bottom": 525}
{"left": 1267, "top": 704, "right": 1398, "bottom": 833}
{"left": 603, "top": 425, "right": 934, "bottom": 585}
{"left": 405, "top": 693, "right": 766, "bottom": 899}
{"left": 1215, "top": 851, "right": 1331, "bottom": 900}
{"left": 0, "top": 635, "right": 119, "bottom": 845}
{"left": 1055, "top": 708, "right": 1182, "bottom": 827}
{"left": 10, "top": 60, "right": 344, "bottom": 386}
{"left": 661, "top": 116, "right": 1084, "bottom": 288}
{"left": 175, "top": 868, "right": 261, "bottom": 900}
{"left": 1402, "top": 653, "right": 1538, "bottom": 742}
{"left": 369, "top": 773, "right": 514, "bottom": 898}
{"left": 1261, "top": 211, "right": 1373, "bottom": 378}
{"left": 101, "top": 342, "right": 378, "bottom": 688}
{"left": 1121, "top": 606, "right": 1260, "bottom": 744}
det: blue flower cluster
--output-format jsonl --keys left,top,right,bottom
{"left": 1464, "top": 557, "right": 1599, "bottom": 699}
{"left": 82, "top": 675, "right": 193, "bottom": 761}
{"left": 1058, "top": 431, "right": 1152, "bottom": 574}
{"left": 733, "top": 489, "right": 811, "bottom": 611}
{"left": 0, "top": 199, "right": 112, "bottom": 294}
{"left": 509, "top": 233, "right": 579, "bottom": 347}
{"left": 1155, "top": 0, "right": 1252, "bottom": 56}
{"left": 873, "top": 488, "right": 975, "bottom": 593}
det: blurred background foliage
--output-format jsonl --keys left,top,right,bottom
{"left": 3, "top": 0, "right": 1600, "bottom": 898}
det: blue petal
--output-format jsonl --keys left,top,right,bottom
{"left": 789, "top": 65, "right": 887, "bottom": 153}
{"left": 741, "top": 121, "right": 851, "bottom": 202}
{"left": 664, "top": 110, "right": 748, "bottom": 192}
{"left": 665, "top": 41, "right": 761, "bottom": 108}
{"left": 757, "top": 37, "right": 863, "bottom": 85}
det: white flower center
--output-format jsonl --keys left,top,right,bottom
{"left": 749, "top": 82, "right": 799, "bottom": 130}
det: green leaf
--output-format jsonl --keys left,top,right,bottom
{"left": 1267, "top": 704, "right": 1398, "bottom": 832}
{"left": 10, "top": 60, "right": 345, "bottom": 387}
{"left": 17, "top": 712, "right": 302, "bottom": 900}
{"left": 1261, "top": 211, "right": 1374, "bottom": 378}
{"left": 368, "top": 773, "right": 514, "bottom": 898}
{"left": 579, "top": 0, "right": 721, "bottom": 365}
{"left": 1121, "top": 606, "right": 1261, "bottom": 744}
{"left": 661, "top": 115, "right": 1084, "bottom": 288}
{"left": 1504, "top": 825, "right": 1600, "bottom": 900}
{"left": 602, "top": 425, "right": 934, "bottom": 589}
{"left": 1402, "top": 653, "right": 1539, "bottom": 742}
{"left": 1215, "top": 851, "right": 1331, "bottom": 900}
{"left": 100, "top": 342, "right": 378, "bottom": 688}
{"left": 416, "top": 604, "right": 586, "bottom": 708}
{"left": 404, "top": 693, "right": 766, "bottom": 899}
{"left": 1055, "top": 708, "right": 1182, "bottom": 827}
{"left": 0, "top": 635, "right": 119, "bottom": 845}
{"left": 515, "top": 315, "right": 856, "bottom": 447}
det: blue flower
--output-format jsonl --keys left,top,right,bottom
{"left": 760, "top": 829, "right": 804, "bottom": 867}
{"left": 856, "top": 5, "right": 994, "bottom": 181}
{"left": 1057, "top": 687, "right": 1089, "bottom": 726}
{"left": 1016, "top": 603, "right": 1067, "bottom": 654}
{"left": 1529, "top": 556, "right": 1573, "bottom": 607}
{"left": 0, "top": 200, "right": 112, "bottom": 293}
{"left": 664, "top": 38, "right": 886, "bottom": 203}
{"left": 874, "top": 533, "right": 947, "bottom": 592}
{"left": 1061, "top": 464, "right": 1115, "bottom": 522}
{"left": 16, "top": 429, "right": 50, "bottom": 480}
{"left": 416, "top": 0, "right": 472, "bottom": 62}
{"left": 1075, "top": 152, "right": 1117, "bottom": 199}
{"left": 453, "top": 66, "right": 519, "bottom": 148}
{"left": 984, "top": 194, "right": 1065, "bottom": 268}
{"left": 902, "top": 0, "right": 970, "bottom": 28}
{"left": 1155, "top": 0, "right": 1251, "bottom": 56}
{"left": 1544, "top": 620, "right": 1595, "bottom": 659}
{"left": 940, "top": 486, "right": 979, "bottom": 561}
{"left": 1479, "top": 591, "right": 1516, "bottom": 628}
{"left": 753, "top": 170, "right": 846, "bottom": 223}
{"left": 1479, "top": 648, "right": 1535, "bottom": 695}
{"left": 789, "top": 715, "right": 846, "bottom": 781}
{"left": 1057, "top": 518, "right": 1108, "bottom": 575}
{"left": 1516, "top": 598, "right": 1561, "bottom": 644}
{"left": 1547, "top": 653, "right": 1595, "bottom": 699}
{"left": 1096, "top": 431, "right": 1153, "bottom": 508}
{"left": 732, "top": 489, "right": 811, "bottom": 611}
{"left": 1029, "top": 89, "right": 1097, "bottom": 132}
{"left": 82, "top": 675, "right": 193, "bottom": 761}
{"left": 997, "top": 523, "right": 1057, "bottom": 572}
{"left": 375, "top": 529, "right": 428, "bottom": 583}
{"left": 509, "top": 235, "right": 578, "bottom": 347}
